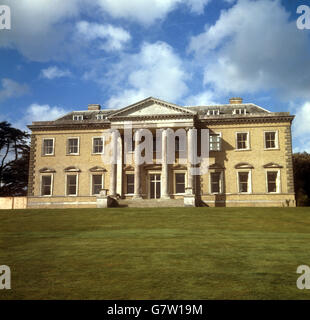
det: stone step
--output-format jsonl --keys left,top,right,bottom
{"left": 117, "top": 199, "right": 184, "bottom": 208}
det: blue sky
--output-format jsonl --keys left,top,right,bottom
{"left": 1, "top": 0, "right": 310, "bottom": 152}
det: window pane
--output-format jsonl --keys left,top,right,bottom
{"left": 126, "top": 174, "right": 134, "bottom": 194}
{"left": 175, "top": 173, "right": 185, "bottom": 193}
{"left": 93, "top": 138, "right": 103, "bottom": 153}
{"left": 239, "top": 172, "right": 248, "bottom": 192}
{"left": 211, "top": 172, "right": 221, "bottom": 193}
{"left": 237, "top": 133, "right": 248, "bottom": 149}
{"left": 92, "top": 174, "right": 102, "bottom": 195}
{"left": 209, "top": 134, "right": 221, "bottom": 151}
{"left": 43, "top": 139, "right": 54, "bottom": 155}
{"left": 67, "top": 175, "right": 77, "bottom": 195}
{"left": 265, "top": 132, "right": 276, "bottom": 149}
{"left": 267, "top": 171, "right": 278, "bottom": 192}
{"left": 42, "top": 176, "right": 52, "bottom": 195}
{"left": 68, "top": 138, "right": 78, "bottom": 154}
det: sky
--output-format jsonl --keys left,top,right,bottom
{"left": 1, "top": 0, "right": 310, "bottom": 152}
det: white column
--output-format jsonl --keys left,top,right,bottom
{"left": 161, "top": 128, "right": 170, "bottom": 199}
{"left": 133, "top": 130, "right": 142, "bottom": 199}
{"left": 116, "top": 135, "right": 123, "bottom": 197}
{"left": 109, "top": 130, "right": 117, "bottom": 196}
{"left": 187, "top": 128, "right": 194, "bottom": 193}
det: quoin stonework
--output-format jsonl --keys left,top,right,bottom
{"left": 27, "top": 97, "right": 295, "bottom": 208}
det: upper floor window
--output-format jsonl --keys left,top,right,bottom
{"left": 209, "top": 133, "right": 221, "bottom": 151}
{"left": 73, "top": 115, "right": 83, "bottom": 121}
{"left": 265, "top": 131, "right": 278, "bottom": 149}
{"left": 42, "top": 138, "right": 54, "bottom": 155}
{"left": 236, "top": 132, "right": 250, "bottom": 150}
{"left": 93, "top": 137, "right": 104, "bottom": 154}
{"left": 67, "top": 138, "right": 79, "bottom": 155}
{"left": 233, "top": 109, "right": 246, "bottom": 115}
{"left": 238, "top": 171, "right": 251, "bottom": 193}
{"left": 41, "top": 175, "right": 52, "bottom": 196}
{"left": 207, "top": 109, "right": 220, "bottom": 116}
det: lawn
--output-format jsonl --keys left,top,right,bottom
{"left": 0, "top": 207, "right": 310, "bottom": 300}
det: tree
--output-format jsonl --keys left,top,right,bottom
{"left": 293, "top": 152, "right": 310, "bottom": 206}
{"left": 0, "top": 121, "right": 30, "bottom": 196}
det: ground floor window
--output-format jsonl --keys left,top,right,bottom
{"left": 67, "top": 174, "right": 78, "bottom": 196}
{"left": 126, "top": 174, "right": 134, "bottom": 194}
{"left": 267, "top": 171, "right": 280, "bottom": 193}
{"left": 92, "top": 174, "right": 103, "bottom": 195}
{"left": 238, "top": 171, "right": 250, "bottom": 193}
{"left": 41, "top": 175, "right": 52, "bottom": 196}
{"left": 210, "top": 172, "right": 222, "bottom": 193}
{"left": 175, "top": 173, "right": 185, "bottom": 194}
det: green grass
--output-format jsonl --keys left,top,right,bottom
{"left": 0, "top": 207, "right": 310, "bottom": 300}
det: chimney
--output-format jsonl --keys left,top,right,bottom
{"left": 88, "top": 104, "right": 101, "bottom": 111}
{"left": 229, "top": 97, "right": 243, "bottom": 104}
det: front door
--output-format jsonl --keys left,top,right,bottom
{"left": 150, "top": 174, "right": 161, "bottom": 199}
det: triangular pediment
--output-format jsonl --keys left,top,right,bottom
{"left": 263, "top": 162, "right": 283, "bottom": 168}
{"left": 108, "top": 97, "right": 196, "bottom": 119}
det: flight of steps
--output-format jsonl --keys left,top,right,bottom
{"left": 117, "top": 199, "right": 184, "bottom": 208}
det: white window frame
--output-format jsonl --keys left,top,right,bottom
{"left": 237, "top": 170, "right": 252, "bottom": 194}
{"left": 96, "top": 114, "right": 105, "bottom": 120}
{"left": 147, "top": 171, "right": 161, "bottom": 199}
{"left": 90, "top": 174, "right": 104, "bottom": 195}
{"left": 67, "top": 137, "right": 80, "bottom": 155}
{"left": 235, "top": 132, "right": 250, "bottom": 151}
{"left": 209, "top": 132, "right": 222, "bottom": 152}
{"left": 42, "top": 138, "right": 55, "bottom": 156}
{"left": 174, "top": 171, "right": 187, "bottom": 195}
{"left": 265, "top": 169, "right": 281, "bottom": 193}
{"left": 207, "top": 109, "right": 220, "bottom": 116}
{"left": 209, "top": 171, "right": 224, "bottom": 194}
{"left": 233, "top": 109, "right": 247, "bottom": 115}
{"left": 264, "top": 130, "right": 279, "bottom": 150}
{"left": 65, "top": 173, "right": 79, "bottom": 196}
{"left": 125, "top": 173, "right": 135, "bottom": 195}
{"left": 40, "top": 174, "right": 53, "bottom": 196}
{"left": 73, "top": 115, "right": 83, "bottom": 121}
{"left": 92, "top": 137, "right": 104, "bottom": 154}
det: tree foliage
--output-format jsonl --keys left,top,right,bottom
{"left": 293, "top": 152, "right": 310, "bottom": 206}
{"left": 0, "top": 121, "right": 30, "bottom": 196}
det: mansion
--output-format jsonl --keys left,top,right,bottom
{"left": 27, "top": 97, "right": 295, "bottom": 208}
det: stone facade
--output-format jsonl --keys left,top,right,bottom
{"left": 27, "top": 97, "right": 296, "bottom": 208}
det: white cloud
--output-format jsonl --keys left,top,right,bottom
{"left": 0, "top": 78, "right": 29, "bottom": 102}
{"left": 13, "top": 103, "right": 69, "bottom": 132}
{"left": 0, "top": 0, "right": 211, "bottom": 61}
{"left": 184, "top": 90, "right": 220, "bottom": 106}
{"left": 0, "top": 0, "right": 82, "bottom": 61}
{"left": 96, "top": 0, "right": 210, "bottom": 25}
{"left": 188, "top": 0, "right": 310, "bottom": 100}
{"left": 106, "top": 41, "right": 189, "bottom": 108}
{"left": 76, "top": 21, "right": 131, "bottom": 52}
{"left": 40, "top": 66, "right": 72, "bottom": 80}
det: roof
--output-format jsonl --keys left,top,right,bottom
{"left": 27, "top": 97, "right": 294, "bottom": 130}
